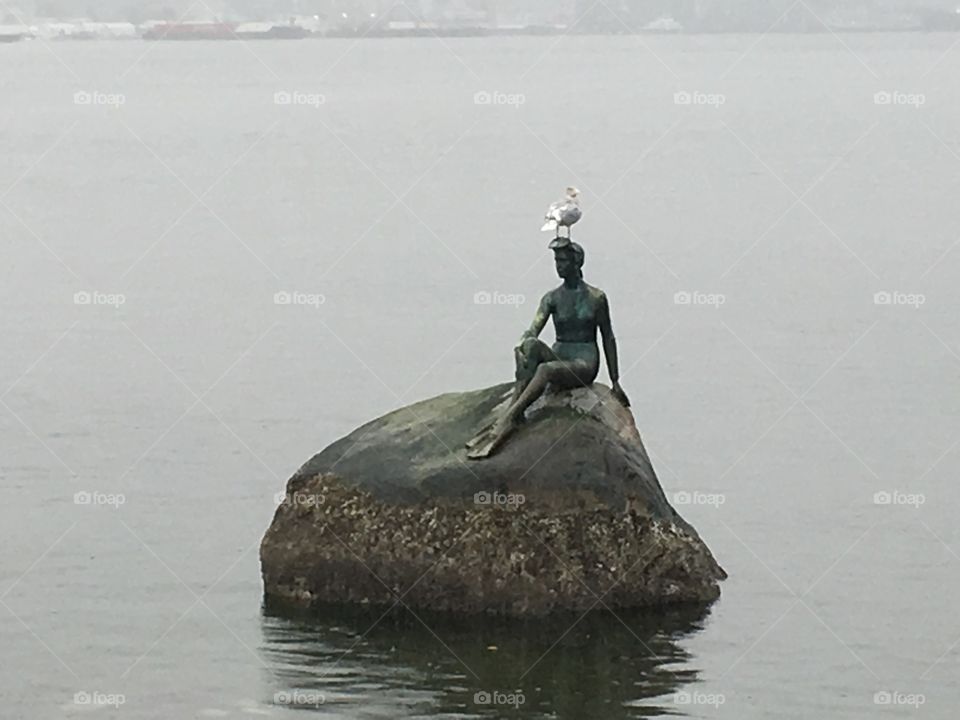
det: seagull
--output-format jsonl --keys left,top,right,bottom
{"left": 541, "top": 187, "right": 582, "bottom": 239}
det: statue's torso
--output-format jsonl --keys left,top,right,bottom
{"left": 548, "top": 283, "right": 605, "bottom": 369}
{"left": 549, "top": 283, "right": 604, "bottom": 341}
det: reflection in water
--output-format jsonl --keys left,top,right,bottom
{"left": 260, "top": 603, "right": 713, "bottom": 718}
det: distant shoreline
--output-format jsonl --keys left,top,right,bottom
{"left": 6, "top": 28, "right": 960, "bottom": 43}
{"left": 7, "top": 19, "right": 960, "bottom": 43}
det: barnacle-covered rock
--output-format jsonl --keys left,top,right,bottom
{"left": 260, "top": 383, "right": 725, "bottom": 616}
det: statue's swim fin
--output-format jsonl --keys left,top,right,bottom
{"left": 466, "top": 435, "right": 498, "bottom": 460}
{"left": 466, "top": 421, "right": 516, "bottom": 460}
{"left": 465, "top": 422, "right": 495, "bottom": 451}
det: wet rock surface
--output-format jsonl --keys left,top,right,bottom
{"left": 261, "top": 384, "right": 726, "bottom": 616}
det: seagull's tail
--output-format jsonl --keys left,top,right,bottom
{"left": 541, "top": 219, "right": 558, "bottom": 232}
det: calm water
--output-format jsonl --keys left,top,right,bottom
{"left": 3, "top": 33, "right": 960, "bottom": 718}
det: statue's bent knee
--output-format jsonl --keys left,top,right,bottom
{"left": 519, "top": 337, "right": 541, "bottom": 357}
{"left": 515, "top": 338, "right": 544, "bottom": 384}
{"left": 514, "top": 338, "right": 536, "bottom": 368}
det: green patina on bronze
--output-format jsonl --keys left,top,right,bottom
{"left": 467, "top": 240, "right": 630, "bottom": 459}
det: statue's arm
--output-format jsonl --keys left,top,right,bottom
{"left": 598, "top": 293, "right": 630, "bottom": 407}
{"left": 520, "top": 292, "right": 551, "bottom": 342}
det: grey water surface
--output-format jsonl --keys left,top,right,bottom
{"left": 2, "top": 33, "right": 960, "bottom": 718}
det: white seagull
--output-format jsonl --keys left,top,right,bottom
{"left": 541, "top": 187, "right": 582, "bottom": 238}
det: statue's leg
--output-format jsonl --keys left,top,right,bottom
{"left": 466, "top": 339, "right": 553, "bottom": 453}
{"left": 469, "top": 344, "right": 593, "bottom": 459}
{"left": 512, "top": 338, "right": 555, "bottom": 405}
{"left": 470, "top": 360, "right": 590, "bottom": 459}
{"left": 508, "top": 360, "right": 588, "bottom": 423}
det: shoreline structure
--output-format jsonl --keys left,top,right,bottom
{"left": 4, "top": 9, "right": 960, "bottom": 42}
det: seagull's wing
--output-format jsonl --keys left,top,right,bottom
{"left": 560, "top": 203, "right": 582, "bottom": 227}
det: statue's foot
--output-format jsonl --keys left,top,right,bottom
{"left": 466, "top": 417, "right": 517, "bottom": 460}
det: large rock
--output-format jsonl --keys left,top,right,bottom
{"left": 260, "top": 383, "right": 726, "bottom": 616}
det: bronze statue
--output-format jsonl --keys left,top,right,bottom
{"left": 467, "top": 239, "right": 630, "bottom": 459}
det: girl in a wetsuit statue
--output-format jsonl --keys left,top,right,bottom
{"left": 467, "top": 239, "right": 630, "bottom": 459}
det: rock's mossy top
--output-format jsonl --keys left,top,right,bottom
{"left": 295, "top": 383, "right": 679, "bottom": 518}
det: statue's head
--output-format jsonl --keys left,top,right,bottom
{"left": 551, "top": 240, "right": 585, "bottom": 281}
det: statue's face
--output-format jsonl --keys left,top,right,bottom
{"left": 554, "top": 251, "right": 578, "bottom": 280}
